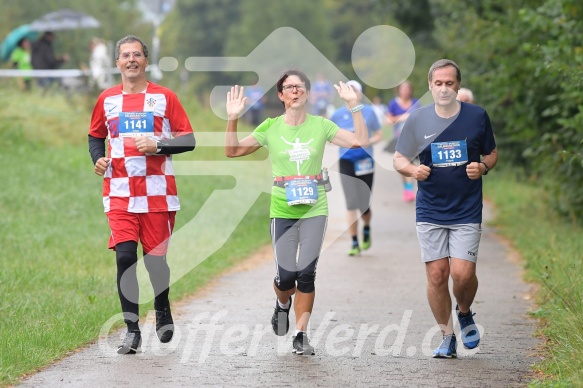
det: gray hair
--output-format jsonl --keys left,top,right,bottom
{"left": 457, "top": 87, "right": 474, "bottom": 103}
{"left": 428, "top": 59, "right": 461, "bottom": 83}
{"left": 114, "top": 35, "right": 149, "bottom": 60}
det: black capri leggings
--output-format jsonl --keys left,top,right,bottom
{"left": 339, "top": 158, "right": 374, "bottom": 214}
{"left": 270, "top": 216, "right": 328, "bottom": 293}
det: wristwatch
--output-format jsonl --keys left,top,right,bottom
{"left": 480, "top": 161, "right": 489, "bottom": 175}
{"left": 155, "top": 140, "right": 162, "bottom": 154}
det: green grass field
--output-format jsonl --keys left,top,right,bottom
{"left": 0, "top": 85, "right": 581, "bottom": 386}
{"left": 484, "top": 172, "right": 583, "bottom": 387}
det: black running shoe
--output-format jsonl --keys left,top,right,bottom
{"left": 117, "top": 330, "right": 142, "bottom": 354}
{"left": 155, "top": 305, "right": 174, "bottom": 343}
{"left": 292, "top": 332, "right": 315, "bottom": 355}
{"left": 271, "top": 296, "right": 292, "bottom": 336}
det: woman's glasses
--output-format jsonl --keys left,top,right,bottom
{"left": 282, "top": 84, "right": 306, "bottom": 93}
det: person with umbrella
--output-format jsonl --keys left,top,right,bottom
{"left": 11, "top": 37, "right": 32, "bottom": 91}
{"left": 31, "top": 31, "right": 69, "bottom": 90}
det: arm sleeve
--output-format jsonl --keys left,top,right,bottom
{"left": 157, "top": 132, "right": 196, "bottom": 154}
{"left": 88, "top": 135, "right": 106, "bottom": 165}
{"left": 88, "top": 94, "right": 108, "bottom": 165}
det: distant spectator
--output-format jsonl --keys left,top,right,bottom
{"left": 11, "top": 37, "right": 32, "bottom": 91}
{"left": 457, "top": 87, "right": 474, "bottom": 103}
{"left": 386, "top": 81, "right": 421, "bottom": 202}
{"left": 89, "top": 37, "right": 113, "bottom": 90}
{"left": 310, "top": 73, "right": 334, "bottom": 116}
{"left": 244, "top": 82, "right": 267, "bottom": 126}
{"left": 31, "top": 31, "right": 69, "bottom": 89}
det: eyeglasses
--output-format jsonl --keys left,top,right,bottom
{"left": 119, "top": 51, "right": 144, "bottom": 60}
{"left": 282, "top": 84, "right": 306, "bottom": 93}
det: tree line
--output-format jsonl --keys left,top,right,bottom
{"left": 2, "top": 0, "right": 581, "bottom": 221}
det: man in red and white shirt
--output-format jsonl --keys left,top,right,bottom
{"left": 88, "top": 35, "right": 195, "bottom": 354}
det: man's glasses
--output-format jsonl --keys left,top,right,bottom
{"left": 119, "top": 51, "right": 144, "bottom": 60}
{"left": 282, "top": 84, "right": 306, "bottom": 93}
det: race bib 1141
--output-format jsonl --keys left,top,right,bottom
{"left": 118, "top": 112, "right": 154, "bottom": 137}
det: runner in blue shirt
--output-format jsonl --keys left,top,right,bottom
{"left": 330, "top": 80, "right": 382, "bottom": 255}
{"left": 393, "top": 59, "right": 498, "bottom": 359}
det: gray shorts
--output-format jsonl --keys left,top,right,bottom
{"left": 416, "top": 222, "right": 482, "bottom": 263}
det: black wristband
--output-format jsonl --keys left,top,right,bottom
{"left": 480, "top": 161, "right": 489, "bottom": 175}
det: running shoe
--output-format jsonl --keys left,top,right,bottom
{"left": 432, "top": 333, "right": 457, "bottom": 358}
{"left": 117, "top": 330, "right": 142, "bottom": 354}
{"left": 292, "top": 332, "right": 315, "bottom": 355}
{"left": 361, "top": 229, "right": 371, "bottom": 250}
{"left": 155, "top": 305, "right": 174, "bottom": 343}
{"left": 271, "top": 296, "right": 292, "bottom": 336}
{"left": 348, "top": 244, "right": 360, "bottom": 256}
{"left": 403, "top": 189, "right": 416, "bottom": 202}
{"left": 457, "top": 305, "right": 480, "bottom": 349}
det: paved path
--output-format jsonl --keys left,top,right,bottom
{"left": 22, "top": 143, "right": 539, "bottom": 387}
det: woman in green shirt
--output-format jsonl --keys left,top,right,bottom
{"left": 225, "top": 69, "right": 369, "bottom": 355}
{"left": 11, "top": 37, "right": 32, "bottom": 91}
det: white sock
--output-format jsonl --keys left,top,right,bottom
{"left": 278, "top": 299, "right": 290, "bottom": 309}
{"left": 295, "top": 329, "right": 304, "bottom": 336}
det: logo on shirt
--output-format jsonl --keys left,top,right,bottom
{"left": 424, "top": 133, "right": 437, "bottom": 139}
{"left": 108, "top": 117, "right": 120, "bottom": 137}
{"left": 146, "top": 97, "right": 156, "bottom": 109}
{"left": 280, "top": 136, "right": 315, "bottom": 175}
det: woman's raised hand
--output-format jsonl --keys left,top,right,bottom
{"left": 226, "top": 85, "right": 247, "bottom": 120}
{"left": 334, "top": 81, "right": 358, "bottom": 105}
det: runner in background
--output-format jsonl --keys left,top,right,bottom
{"left": 329, "top": 80, "right": 382, "bottom": 256}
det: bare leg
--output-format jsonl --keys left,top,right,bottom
{"left": 362, "top": 210, "right": 371, "bottom": 227}
{"left": 450, "top": 258, "right": 478, "bottom": 313}
{"left": 346, "top": 209, "right": 358, "bottom": 237}
{"left": 294, "top": 290, "right": 315, "bottom": 332}
{"left": 273, "top": 282, "right": 295, "bottom": 305}
{"left": 426, "top": 258, "right": 454, "bottom": 335}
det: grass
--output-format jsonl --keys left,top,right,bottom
{"left": 484, "top": 170, "right": 583, "bottom": 387}
{"left": 0, "top": 85, "right": 271, "bottom": 385}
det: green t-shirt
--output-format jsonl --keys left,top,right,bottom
{"left": 252, "top": 114, "right": 340, "bottom": 219}
{"left": 11, "top": 48, "right": 32, "bottom": 71}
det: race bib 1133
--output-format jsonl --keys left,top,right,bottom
{"left": 431, "top": 140, "right": 468, "bottom": 167}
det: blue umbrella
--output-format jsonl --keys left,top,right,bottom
{"left": 0, "top": 24, "right": 39, "bottom": 62}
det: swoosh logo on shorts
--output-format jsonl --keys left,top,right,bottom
{"left": 424, "top": 133, "right": 436, "bottom": 139}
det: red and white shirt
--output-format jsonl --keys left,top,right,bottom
{"left": 89, "top": 82, "right": 193, "bottom": 213}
